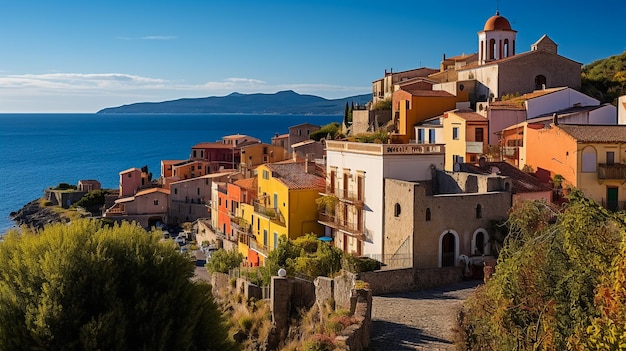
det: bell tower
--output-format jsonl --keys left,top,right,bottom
{"left": 478, "top": 11, "right": 517, "bottom": 65}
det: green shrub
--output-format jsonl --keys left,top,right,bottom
{"left": 206, "top": 249, "right": 243, "bottom": 274}
{"left": 238, "top": 315, "right": 254, "bottom": 332}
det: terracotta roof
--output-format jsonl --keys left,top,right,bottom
{"left": 272, "top": 133, "right": 289, "bottom": 139}
{"left": 489, "top": 87, "right": 568, "bottom": 109}
{"left": 461, "top": 162, "right": 551, "bottom": 193}
{"left": 135, "top": 187, "right": 170, "bottom": 196}
{"left": 400, "top": 88, "right": 455, "bottom": 97}
{"left": 444, "top": 53, "right": 478, "bottom": 61}
{"left": 483, "top": 11, "right": 514, "bottom": 31}
{"left": 119, "top": 167, "right": 141, "bottom": 174}
{"left": 557, "top": 125, "right": 626, "bottom": 143}
{"left": 161, "top": 160, "right": 186, "bottom": 165}
{"left": 222, "top": 134, "right": 257, "bottom": 140}
{"left": 234, "top": 177, "right": 256, "bottom": 190}
{"left": 192, "top": 142, "right": 236, "bottom": 149}
{"left": 266, "top": 162, "right": 325, "bottom": 190}
{"left": 450, "top": 110, "right": 488, "bottom": 122}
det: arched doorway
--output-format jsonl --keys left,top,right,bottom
{"left": 441, "top": 232, "right": 456, "bottom": 267}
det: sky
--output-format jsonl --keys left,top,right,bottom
{"left": 0, "top": 0, "right": 624, "bottom": 113}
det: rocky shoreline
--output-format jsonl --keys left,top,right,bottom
{"left": 9, "top": 199, "right": 68, "bottom": 230}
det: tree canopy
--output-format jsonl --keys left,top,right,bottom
{"left": 0, "top": 220, "right": 236, "bottom": 351}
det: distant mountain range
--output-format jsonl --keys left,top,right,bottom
{"left": 96, "top": 90, "right": 372, "bottom": 115}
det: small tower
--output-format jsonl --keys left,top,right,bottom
{"left": 478, "top": 11, "right": 517, "bottom": 65}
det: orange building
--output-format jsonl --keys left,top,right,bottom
{"left": 525, "top": 124, "right": 626, "bottom": 210}
{"left": 391, "top": 88, "right": 465, "bottom": 143}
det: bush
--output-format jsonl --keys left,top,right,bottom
{"left": 53, "top": 182, "right": 77, "bottom": 190}
{"left": 206, "top": 249, "right": 243, "bottom": 273}
{"left": 303, "top": 334, "right": 336, "bottom": 351}
{"left": 73, "top": 189, "right": 108, "bottom": 209}
{"left": 342, "top": 255, "right": 381, "bottom": 273}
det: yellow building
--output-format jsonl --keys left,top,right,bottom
{"left": 237, "top": 161, "right": 325, "bottom": 266}
{"left": 442, "top": 109, "right": 489, "bottom": 171}
{"left": 239, "top": 143, "right": 288, "bottom": 178}
{"left": 391, "top": 87, "right": 466, "bottom": 143}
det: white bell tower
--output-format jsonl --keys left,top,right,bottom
{"left": 478, "top": 11, "right": 517, "bottom": 65}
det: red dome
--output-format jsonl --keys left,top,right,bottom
{"left": 484, "top": 11, "right": 512, "bottom": 31}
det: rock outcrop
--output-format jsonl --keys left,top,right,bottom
{"left": 10, "top": 199, "right": 68, "bottom": 230}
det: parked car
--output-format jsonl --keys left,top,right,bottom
{"left": 174, "top": 235, "right": 186, "bottom": 246}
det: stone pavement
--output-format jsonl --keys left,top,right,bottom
{"left": 370, "top": 279, "right": 481, "bottom": 351}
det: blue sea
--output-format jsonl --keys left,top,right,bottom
{"left": 0, "top": 113, "right": 340, "bottom": 234}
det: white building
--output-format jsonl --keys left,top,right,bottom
{"left": 321, "top": 141, "right": 445, "bottom": 257}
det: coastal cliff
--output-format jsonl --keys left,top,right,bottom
{"left": 10, "top": 200, "right": 68, "bottom": 230}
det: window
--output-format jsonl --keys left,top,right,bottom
{"left": 606, "top": 151, "right": 615, "bottom": 165}
{"left": 489, "top": 39, "right": 496, "bottom": 59}
{"left": 453, "top": 127, "right": 459, "bottom": 140}
{"left": 262, "top": 170, "right": 270, "bottom": 179}
{"left": 193, "top": 150, "right": 197, "bottom": 158}
{"left": 581, "top": 146, "right": 597, "bottom": 172}
{"left": 426, "top": 208, "right": 431, "bottom": 221}
{"left": 476, "top": 204, "right": 482, "bottom": 219}
{"left": 174, "top": 188, "right": 178, "bottom": 195}
{"left": 128, "top": 173, "right": 132, "bottom": 178}
{"left": 394, "top": 203, "right": 401, "bottom": 217}
{"left": 153, "top": 199, "right": 159, "bottom": 206}
{"left": 475, "top": 128, "right": 484, "bottom": 142}
{"left": 535, "top": 75, "right": 547, "bottom": 90}
{"left": 197, "top": 188, "right": 200, "bottom": 195}
{"left": 274, "top": 232, "right": 278, "bottom": 249}
{"left": 263, "top": 230, "right": 268, "bottom": 247}
{"left": 417, "top": 129, "right": 424, "bottom": 144}
{"left": 298, "top": 129, "right": 302, "bottom": 136}
{"left": 429, "top": 129, "right": 436, "bottom": 144}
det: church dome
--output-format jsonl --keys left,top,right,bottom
{"left": 484, "top": 11, "right": 512, "bottom": 31}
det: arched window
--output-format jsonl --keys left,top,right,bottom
{"left": 535, "top": 75, "right": 547, "bottom": 90}
{"left": 476, "top": 204, "right": 482, "bottom": 219}
{"left": 489, "top": 39, "right": 496, "bottom": 59}
{"left": 503, "top": 39, "right": 509, "bottom": 57}
{"left": 472, "top": 229, "right": 490, "bottom": 255}
{"left": 582, "top": 146, "right": 597, "bottom": 172}
{"left": 394, "top": 203, "right": 401, "bottom": 217}
{"left": 425, "top": 208, "right": 431, "bottom": 221}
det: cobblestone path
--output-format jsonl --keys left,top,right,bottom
{"left": 370, "top": 280, "right": 481, "bottom": 351}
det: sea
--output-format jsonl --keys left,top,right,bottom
{"left": 0, "top": 113, "right": 341, "bottom": 235}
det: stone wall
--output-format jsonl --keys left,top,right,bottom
{"left": 358, "top": 267, "right": 463, "bottom": 295}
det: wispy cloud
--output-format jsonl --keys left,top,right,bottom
{"left": 0, "top": 72, "right": 370, "bottom": 106}
{"left": 141, "top": 35, "right": 176, "bottom": 40}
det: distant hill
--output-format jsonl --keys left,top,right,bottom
{"left": 96, "top": 90, "right": 372, "bottom": 115}
{"left": 581, "top": 51, "right": 626, "bottom": 104}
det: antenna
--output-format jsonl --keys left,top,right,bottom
{"left": 496, "top": 0, "right": 500, "bottom": 13}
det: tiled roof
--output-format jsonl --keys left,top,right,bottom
{"left": 119, "top": 167, "right": 141, "bottom": 174}
{"left": 557, "top": 124, "right": 626, "bottom": 143}
{"left": 136, "top": 187, "right": 170, "bottom": 196}
{"left": 267, "top": 162, "right": 325, "bottom": 190}
{"left": 489, "top": 87, "right": 567, "bottom": 109}
{"left": 234, "top": 177, "right": 256, "bottom": 190}
{"left": 451, "top": 110, "right": 488, "bottom": 122}
{"left": 458, "top": 50, "right": 581, "bottom": 70}
{"left": 272, "top": 133, "right": 289, "bottom": 139}
{"left": 192, "top": 142, "right": 234, "bottom": 149}
{"left": 401, "top": 88, "right": 455, "bottom": 97}
{"left": 461, "top": 162, "right": 551, "bottom": 193}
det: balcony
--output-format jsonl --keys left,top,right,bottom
{"left": 502, "top": 146, "right": 519, "bottom": 159}
{"left": 317, "top": 211, "right": 365, "bottom": 239}
{"left": 253, "top": 201, "right": 286, "bottom": 225}
{"left": 466, "top": 141, "right": 484, "bottom": 154}
{"left": 598, "top": 163, "right": 626, "bottom": 180}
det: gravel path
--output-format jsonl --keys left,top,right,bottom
{"left": 370, "top": 279, "right": 481, "bottom": 351}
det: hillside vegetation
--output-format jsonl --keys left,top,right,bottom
{"left": 455, "top": 191, "right": 626, "bottom": 350}
{"left": 581, "top": 51, "right": 626, "bottom": 104}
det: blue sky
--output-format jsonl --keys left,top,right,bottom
{"left": 0, "top": 0, "right": 624, "bottom": 113}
